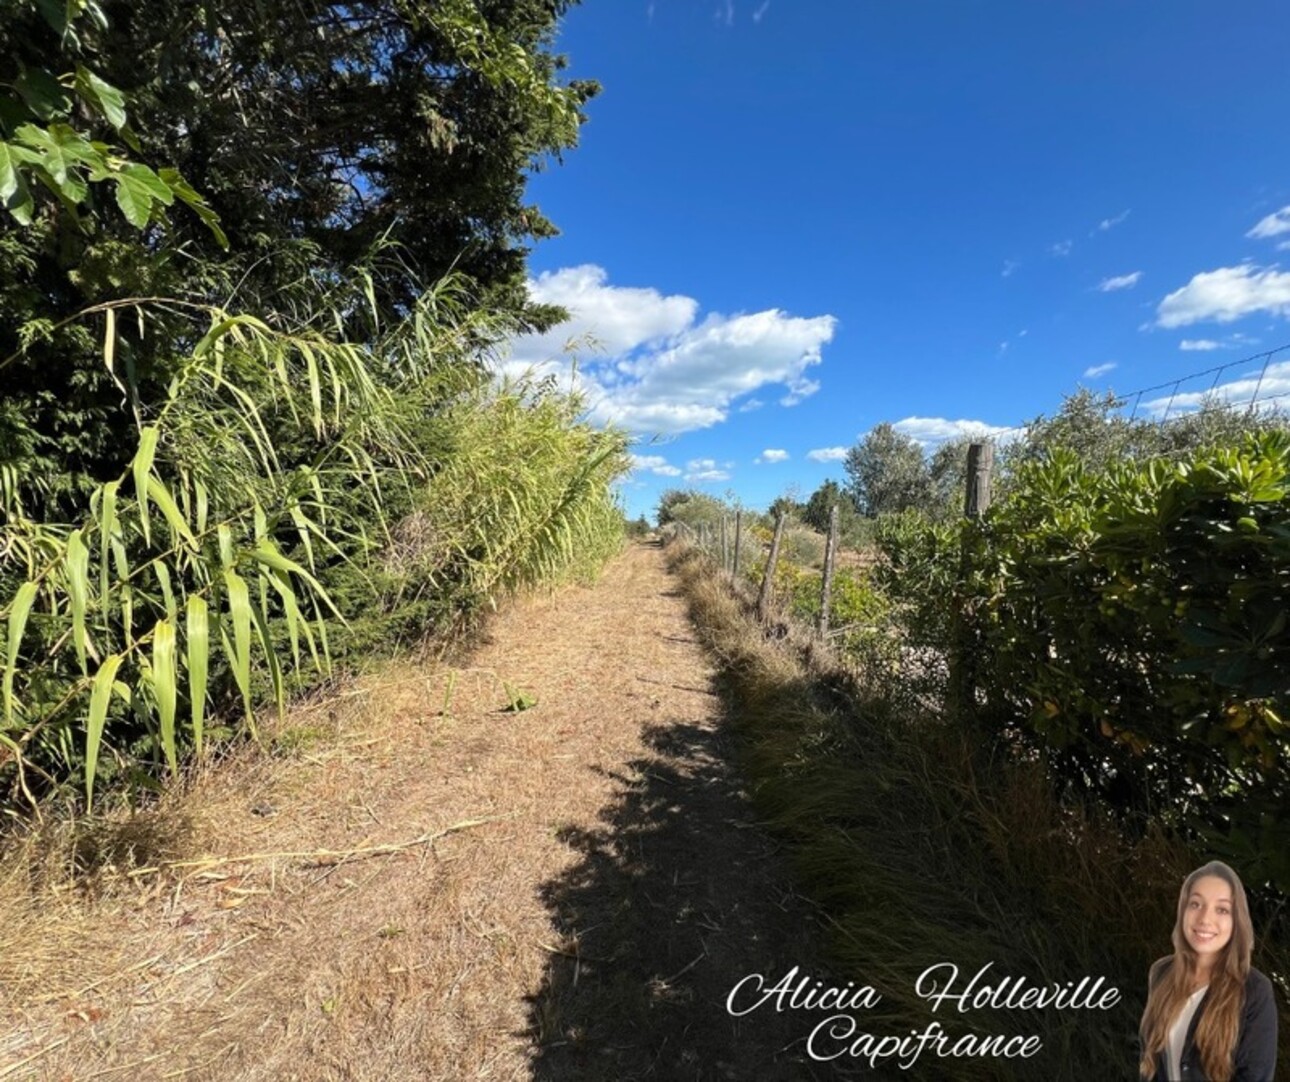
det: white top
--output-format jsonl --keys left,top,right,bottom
{"left": 1166, "top": 985, "right": 1209, "bottom": 1080}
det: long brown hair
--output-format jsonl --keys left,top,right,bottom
{"left": 1139, "top": 861, "right": 1254, "bottom": 1081}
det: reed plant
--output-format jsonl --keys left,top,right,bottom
{"left": 0, "top": 274, "right": 628, "bottom": 815}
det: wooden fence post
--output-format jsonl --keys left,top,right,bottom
{"left": 953, "top": 442, "right": 994, "bottom": 716}
{"left": 721, "top": 515, "right": 729, "bottom": 572}
{"left": 964, "top": 442, "right": 993, "bottom": 518}
{"left": 757, "top": 512, "right": 787, "bottom": 620}
{"left": 817, "top": 504, "right": 839, "bottom": 639}
{"left": 732, "top": 510, "right": 743, "bottom": 578}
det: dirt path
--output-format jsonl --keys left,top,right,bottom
{"left": 3, "top": 542, "right": 840, "bottom": 1081}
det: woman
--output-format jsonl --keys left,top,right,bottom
{"left": 1139, "top": 861, "right": 1278, "bottom": 1081}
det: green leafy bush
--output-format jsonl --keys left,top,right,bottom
{"left": 876, "top": 436, "right": 1290, "bottom": 891}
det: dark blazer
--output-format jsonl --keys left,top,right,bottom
{"left": 1145, "top": 959, "right": 1278, "bottom": 1081}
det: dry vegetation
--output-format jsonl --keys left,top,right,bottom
{"left": 665, "top": 536, "right": 1213, "bottom": 1081}
{"left": 1, "top": 542, "right": 838, "bottom": 1081}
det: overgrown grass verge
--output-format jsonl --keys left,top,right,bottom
{"left": 665, "top": 537, "right": 1289, "bottom": 1080}
{"left": 0, "top": 650, "right": 540, "bottom": 1011}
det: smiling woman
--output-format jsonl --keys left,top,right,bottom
{"left": 1139, "top": 862, "right": 1278, "bottom": 1082}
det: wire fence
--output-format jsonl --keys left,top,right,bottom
{"left": 978, "top": 342, "right": 1290, "bottom": 445}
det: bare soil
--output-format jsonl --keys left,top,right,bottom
{"left": 1, "top": 541, "right": 841, "bottom": 1081}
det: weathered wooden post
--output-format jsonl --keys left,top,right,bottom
{"left": 757, "top": 512, "right": 787, "bottom": 620}
{"left": 953, "top": 442, "right": 993, "bottom": 717}
{"left": 720, "top": 515, "right": 729, "bottom": 572}
{"left": 965, "top": 442, "right": 993, "bottom": 519}
{"left": 732, "top": 510, "right": 743, "bottom": 578}
{"left": 817, "top": 504, "right": 839, "bottom": 639}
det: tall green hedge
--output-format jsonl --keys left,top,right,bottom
{"left": 878, "top": 433, "right": 1290, "bottom": 893}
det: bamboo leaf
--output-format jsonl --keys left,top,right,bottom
{"left": 194, "top": 314, "right": 271, "bottom": 360}
{"left": 217, "top": 524, "right": 234, "bottom": 570}
{"left": 154, "top": 560, "right": 177, "bottom": 622}
{"left": 186, "top": 596, "right": 208, "bottom": 757}
{"left": 145, "top": 475, "right": 197, "bottom": 549}
{"left": 249, "top": 598, "right": 284, "bottom": 720}
{"left": 65, "top": 528, "right": 91, "bottom": 673}
{"left": 85, "top": 653, "right": 124, "bottom": 810}
{"left": 98, "top": 479, "right": 119, "bottom": 606}
{"left": 103, "top": 306, "right": 116, "bottom": 376}
{"left": 152, "top": 618, "right": 178, "bottom": 776}
{"left": 250, "top": 539, "right": 345, "bottom": 621}
{"left": 194, "top": 480, "right": 209, "bottom": 535}
{"left": 223, "top": 569, "right": 254, "bottom": 722}
{"left": 132, "top": 426, "right": 160, "bottom": 546}
{"left": 4, "top": 582, "right": 38, "bottom": 724}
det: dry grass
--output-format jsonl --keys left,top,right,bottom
{"left": 665, "top": 536, "right": 1221, "bottom": 1081}
{"left": 0, "top": 541, "right": 836, "bottom": 1081}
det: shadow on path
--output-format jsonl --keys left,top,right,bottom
{"left": 525, "top": 717, "right": 861, "bottom": 1081}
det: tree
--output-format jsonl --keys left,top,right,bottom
{"left": 843, "top": 423, "right": 932, "bottom": 517}
{"left": 801, "top": 479, "right": 843, "bottom": 532}
{"left": 994, "top": 388, "right": 1290, "bottom": 495}
{"left": 656, "top": 488, "right": 726, "bottom": 529}
{"left": 1, "top": 0, "right": 594, "bottom": 519}
{"left": 927, "top": 437, "right": 972, "bottom": 521}
{"left": 767, "top": 493, "right": 802, "bottom": 523}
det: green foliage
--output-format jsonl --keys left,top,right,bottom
{"left": 801, "top": 479, "right": 876, "bottom": 548}
{"left": 877, "top": 434, "right": 1290, "bottom": 893}
{"left": 873, "top": 509, "right": 958, "bottom": 652}
{"left": 655, "top": 488, "right": 728, "bottom": 531}
{"left": 0, "top": 0, "right": 224, "bottom": 241}
{"left": 971, "top": 435, "right": 1290, "bottom": 887}
{"left": 843, "top": 422, "right": 932, "bottom": 517}
{"left": 1, "top": 0, "right": 594, "bottom": 542}
{"left": 996, "top": 388, "right": 1290, "bottom": 495}
{"left": 0, "top": 276, "right": 628, "bottom": 812}
{"left": 406, "top": 378, "right": 628, "bottom": 606}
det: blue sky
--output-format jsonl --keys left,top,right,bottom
{"left": 503, "top": 1, "right": 1290, "bottom": 521}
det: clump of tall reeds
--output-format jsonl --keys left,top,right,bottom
{"left": 0, "top": 271, "right": 628, "bottom": 816}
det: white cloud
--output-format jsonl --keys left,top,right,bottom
{"left": 1156, "top": 265, "right": 1290, "bottom": 328}
{"left": 519, "top": 265, "right": 695, "bottom": 358}
{"left": 630, "top": 453, "right": 681, "bottom": 477}
{"left": 1247, "top": 205, "right": 1290, "bottom": 240}
{"left": 1001, "top": 259, "right": 1020, "bottom": 278}
{"left": 890, "top": 417, "right": 1014, "bottom": 448}
{"left": 1049, "top": 240, "right": 1074, "bottom": 257}
{"left": 807, "top": 447, "right": 849, "bottom": 462}
{"left": 1097, "top": 210, "right": 1131, "bottom": 232}
{"left": 1139, "top": 361, "right": 1290, "bottom": 417}
{"left": 1180, "top": 339, "right": 1223, "bottom": 351}
{"left": 756, "top": 449, "right": 789, "bottom": 464}
{"left": 780, "top": 378, "right": 820, "bottom": 406}
{"left": 738, "top": 398, "right": 765, "bottom": 413}
{"left": 1084, "top": 362, "right": 1117, "bottom": 378}
{"left": 1098, "top": 271, "right": 1143, "bottom": 292}
{"left": 685, "top": 457, "right": 731, "bottom": 483}
{"left": 510, "top": 265, "right": 837, "bottom": 436}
